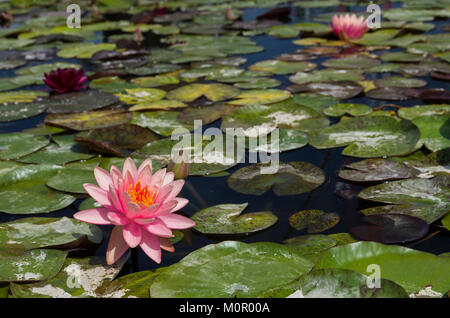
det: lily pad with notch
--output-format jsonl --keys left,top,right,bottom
{"left": 289, "top": 210, "right": 340, "bottom": 233}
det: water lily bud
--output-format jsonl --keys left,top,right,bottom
{"left": 168, "top": 150, "right": 190, "bottom": 180}
{"left": 226, "top": 7, "right": 236, "bottom": 21}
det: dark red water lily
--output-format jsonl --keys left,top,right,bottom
{"left": 43, "top": 68, "right": 88, "bottom": 94}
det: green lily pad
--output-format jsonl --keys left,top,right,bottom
{"left": 351, "top": 29, "right": 400, "bottom": 46}
{"left": 0, "top": 101, "right": 47, "bottom": 122}
{"left": 260, "top": 268, "right": 408, "bottom": 298}
{"left": 127, "top": 64, "right": 182, "bottom": 76}
{"left": 323, "top": 103, "right": 372, "bottom": 117}
{"left": 57, "top": 43, "right": 116, "bottom": 59}
{"left": 412, "top": 115, "right": 450, "bottom": 152}
{"left": 442, "top": 213, "right": 450, "bottom": 230}
{"left": 234, "top": 77, "right": 281, "bottom": 89}
{"left": 247, "top": 129, "right": 309, "bottom": 153}
{"left": 249, "top": 60, "right": 316, "bottom": 75}
{"left": 131, "top": 74, "right": 180, "bottom": 88}
{"left": 45, "top": 109, "right": 132, "bottom": 131}
{"left": 0, "top": 59, "right": 26, "bottom": 70}
{"left": 46, "top": 158, "right": 101, "bottom": 194}
{"left": 292, "top": 93, "right": 339, "bottom": 114}
{"left": 322, "top": 55, "right": 381, "bottom": 69}
{"left": 0, "top": 164, "right": 76, "bottom": 214}
{"left": 227, "top": 161, "right": 325, "bottom": 196}
{"left": 178, "top": 103, "right": 235, "bottom": 126}
{"left": 0, "top": 217, "right": 102, "bottom": 252}
{"left": 0, "top": 132, "right": 49, "bottom": 160}
{"left": 374, "top": 76, "right": 427, "bottom": 88}
{"left": 338, "top": 159, "right": 420, "bottom": 182}
{"left": 0, "top": 90, "right": 47, "bottom": 104}
{"left": 131, "top": 111, "right": 194, "bottom": 137}
{"left": 44, "top": 90, "right": 120, "bottom": 114}
{"left": 89, "top": 76, "right": 139, "bottom": 93}
{"left": 149, "top": 241, "right": 314, "bottom": 298}
{"left": 315, "top": 241, "right": 450, "bottom": 294}
{"left": 359, "top": 176, "right": 450, "bottom": 223}
{"left": 166, "top": 83, "right": 240, "bottom": 103}
{"left": 18, "top": 134, "right": 95, "bottom": 165}
{"left": 129, "top": 100, "right": 186, "bottom": 111}
{"left": 380, "top": 52, "right": 425, "bottom": 63}
{"left": 74, "top": 124, "right": 158, "bottom": 157}
{"left": 229, "top": 89, "right": 292, "bottom": 106}
{"left": 191, "top": 203, "right": 277, "bottom": 235}
{"left": 289, "top": 210, "right": 340, "bottom": 233}
{"left": 115, "top": 88, "right": 166, "bottom": 105}
{"left": 16, "top": 62, "right": 81, "bottom": 75}
{"left": 309, "top": 116, "right": 421, "bottom": 158}
{"left": 289, "top": 69, "right": 365, "bottom": 85}
{"left": 10, "top": 256, "right": 127, "bottom": 298}
{"left": 0, "top": 249, "right": 67, "bottom": 283}
{"left": 398, "top": 104, "right": 450, "bottom": 120}
{"left": 283, "top": 234, "right": 337, "bottom": 256}
{"left": 95, "top": 269, "right": 165, "bottom": 298}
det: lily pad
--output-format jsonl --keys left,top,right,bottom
{"left": 309, "top": 116, "right": 421, "bottom": 158}
{"left": 260, "top": 268, "right": 408, "bottom": 298}
{"left": 289, "top": 69, "right": 365, "bottom": 85}
{"left": 380, "top": 52, "right": 425, "bottom": 63}
{"left": 178, "top": 103, "right": 235, "bottom": 126}
{"left": 0, "top": 132, "right": 49, "bottom": 160}
{"left": 249, "top": 60, "right": 316, "bottom": 75}
{"left": 412, "top": 115, "right": 450, "bottom": 152}
{"left": 44, "top": 90, "right": 120, "bottom": 113}
{"left": 315, "top": 241, "right": 450, "bottom": 294}
{"left": 322, "top": 55, "right": 381, "bottom": 69}
{"left": 0, "top": 217, "right": 102, "bottom": 252}
{"left": 247, "top": 129, "right": 309, "bottom": 153}
{"left": 283, "top": 235, "right": 337, "bottom": 256}
{"left": 45, "top": 109, "right": 132, "bottom": 131}
{"left": 131, "top": 111, "right": 194, "bottom": 136}
{"left": 289, "top": 210, "right": 340, "bottom": 233}
{"left": 0, "top": 164, "right": 76, "bottom": 214}
{"left": 166, "top": 83, "right": 240, "bottom": 103}
{"left": 229, "top": 89, "right": 292, "bottom": 106}
{"left": 57, "top": 43, "right": 116, "bottom": 59}
{"left": 324, "top": 103, "right": 372, "bottom": 117}
{"left": 10, "top": 256, "right": 126, "bottom": 298}
{"left": 115, "top": 88, "right": 166, "bottom": 105}
{"left": 338, "top": 159, "right": 419, "bottom": 182}
{"left": 0, "top": 101, "right": 47, "bottom": 122}
{"left": 74, "top": 124, "right": 159, "bottom": 157}
{"left": 398, "top": 105, "right": 450, "bottom": 120}
{"left": 374, "top": 76, "right": 427, "bottom": 88}
{"left": 350, "top": 214, "right": 429, "bottom": 244}
{"left": 149, "top": 241, "right": 314, "bottom": 298}
{"left": 0, "top": 249, "right": 67, "bottom": 283}
{"left": 191, "top": 203, "right": 277, "bottom": 235}
{"left": 227, "top": 161, "right": 325, "bottom": 196}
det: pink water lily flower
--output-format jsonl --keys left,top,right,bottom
{"left": 43, "top": 68, "right": 88, "bottom": 94}
{"left": 330, "top": 14, "right": 368, "bottom": 41}
{"left": 74, "top": 158, "right": 195, "bottom": 265}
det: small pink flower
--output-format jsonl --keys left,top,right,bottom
{"left": 43, "top": 68, "right": 88, "bottom": 94}
{"left": 330, "top": 14, "right": 368, "bottom": 41}
{"left": 74, "top": 158, "right": 195, "bottom": 265}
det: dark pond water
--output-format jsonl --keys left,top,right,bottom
{"left": 0, "top": 1, "right": 449, "bottom": 275}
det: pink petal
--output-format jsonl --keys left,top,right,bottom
{"left": 154, "top": 183, "right": 173, "bottom": 204}
{"left": 106, "top": 226, "right": 129, "bottom": 265}
{"left": 142, "top": 219, "right": 173, "bottom": 238}
{"left": 140, "top": 231, "right": 161, "bottom": 263}
{"left": 137, "top": 158, "right": 152, "bottom": 176}
{"left": 162, "top": 171, "right": 174, "bottom": 186}
{"left": 83, "top": 183, "right": 113, "bottom": 209}
{"left": 148, "top": 168, "right": 166, "bottom": 190}
{"left": 94, "top": 167, "right": 113, "bottom": 190}
{"left": 158, "top": 213, "right": 195, "bottom": 230}
{"left": 124, "top": 199, "right": 143, "bottom": 219}
{"left": 123, "top": 157, "right": 138, "bottom": 182}
{"left": 108, "top": 184, "right": 124, "bottom": 212}
{"left": 159, "top": 179, "right": 184, "bottom": 204}
{"left": 74, "top": 208, "right": 112, "bottom": 225}
{"left": 170, "top": 197, "right": 189, "bottom": 213}
{"left": 152, "top": 200, "right": 178, "bottom": 217}
{"left": 159, "top": 237, "right": 174, "bottom": 252}
{"left": 107, "top": 211, "right": 129, "bottom": 225}
{"left": 123, "top": 222, "right": 142, "bottom": 248}
{"left": 138, "top": 165, "right": 152, "bottom": 188}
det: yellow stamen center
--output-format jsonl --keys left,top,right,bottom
{"left": 127, "top": 181, "right": 156, "bottom": 207}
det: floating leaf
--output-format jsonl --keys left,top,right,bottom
{"left": 309, "top": 116, "right": 421, "bottom": 158}
{"left": 315, "top": 241, "right": 450, "bottom": 294}
{"left": 45, "top": 109, "right": 132, "bottom": 131}
{"left": 0, "top": 90, "right": 47, "bottom": 104}
{"left": 247, "top": 129, "right": 309, "bottom": 153}
{"left": 57, "top": 43, "right": 116, "bottom": 59}
{"left": 338, "top": 159, "right": 419, "bottom": 182}
{"left": 0, "top": 132, "right": 49, "bottom": 160}
{"left": 166, "top": 83, "right": 240, "bottom": 103}
{"left": 380, "top": 52, "right": 425, "bottom": 63}
{"left": 260, "top": 268, "right": 408, "bottom": 298}
{"left": 249, "top": 60, "right": 316, "bottom": 75}
{"left": 0, "top": 217, "right": 102, "bottom": 252}
{"left": 398, "top": 105, "right": 450, "bottom": 120}
{"left": 323, "top": 103, "right": 372, "bottom": 117}
{"left": 0, "top": 249, "right": 67, "bottom": 283}
{"left": 229, "top": 89, "right": 291, "bottom": 105}
{"left": 283, "top": 235, "right": 336, "bottom": 256}
{"left": 412, "top": 115, "right": 450, "bottom": 152}
{"left": 289, "top": 69, "right": 365, "bottom": 85}
{"left": 131, "top": 111, "right": 194, "bottom": 136}
{"left": 44, "top": 90, "right": 120, "bottom": 113}
{"left": 74, "top": 124, "right": 158, "bottom": 157}
{"left": 322, "top": 55, "right": 381, "bottom": 69}
{"left": 359, "top": 176, "right": 450, "bottom": 223}
{"left": 10, "top": 256, "right": 126, "bottom": 297}
{"left": 115, "top": 88, "right": 166, "bottom": 105}
{"left": 0, "top": 101, "right": 47, "bottom": 122}
{"left": 374, "top": 76, "right": 427, "bottom": 88}
{"left": 191, "top": 203, "right": 277, "bottom": 235}
{"left": 289, "top": 210, "right": 340, "bottom": 233}
{"left": 149, "top": 241, "right": 314, "bottom": 298}
{"left": 129, "top": 100, "right": 186, "bottom": 111}
{"left": 227, "top": 161, "right": 325, "bottom": 196}
{"left": 350, "top": 214, "right": 428, "bottom": 244}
